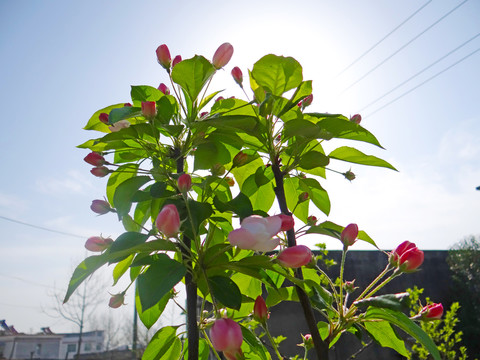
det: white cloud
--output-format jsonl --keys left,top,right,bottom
{"left": 36, "top": 169, "right": 96, "bottom": 195}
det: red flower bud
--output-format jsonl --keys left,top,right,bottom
{"left": 90, "top": 199, "right": 112, "bottom": 215}
{"left": 177, "top": 173, "right": 192, "bottom": 193}
{"left": 420, "top": 303, "right": 443, "bottom": 320}
{"left": 141, "top": 101, "right": 157, "bottom": 118}
{"left": 90, "top": 166, "right": 110, "bottom": 177}
{"left": 172, "top": 55, "right": 182, "bottom": 68}
{"left": 155, "top": 204, "right": 181, "bottom": 238}
{"left": 99, "top": 113, "right": 109, "bottom": 124}
{"left": 253, "top": 296, "right": 269, "bottom": 323}
{"left": 124, "top": 103, "right": 132, "bottom": 107}
{"left": 157, "top": 83, "right": 170, "bottom": 95}
{"left": 277, "top": 245, "right": 313, "bottom": 268}
{"left": 232, "top": 151, "right": 248, "bottom": 167}
{"left": 390, "top": 241, "right": 424, "bottom": 272}
{"left": 307, "top": 216, "right": 317, "bottom": 226}
{"left": 341, "top": 223, "right": 358, "bottom": 247}
{"left": 85, "top": 236, "right": 113, "bottom": 252}
{"left": 344, "top": 170, "right": 356, "bottom": 181}
{"left": 298, "top": 192, "right": 309, "bottom": 203}
{"left": 277, "top": 214, "right": 294, "bottom": 231}
{"left": 108, "top": 293, "right": 125, "bottom": 309}
{"left": 215, "top": 96, "right": 225, "bottom": 102}
{"left": 350, "top": 114, "right": 362, "bottom": 124}
{"left": 231, "top": 66, "right": 243, "bottom": 87}
{"left": 199, "top": 112, "right": 209, "bottom": 118}
{"left": 210, "top": 318, "right": 243, "bottom": 354}
{"left": 212, "top": 43, "right": 234, "bottom": 69}
{"left": 225, "top": 177, "right": 235, "bottom": 187}
{"left": 156, "top": 44, "right": 171, "bottom": 70}
{"left": 302, "top": 94, "right": 313, "bottom": 108}
{"left": 84, "top": 152, "right": 106, "bottom": 167}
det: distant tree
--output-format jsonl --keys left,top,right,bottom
{"left": 44, "top": 274, "right": 107, "bottom": 359}
{"left": 447, "top": 236, "right": 480, "bottom": 358}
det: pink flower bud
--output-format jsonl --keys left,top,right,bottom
{"left": 341, "top": 223, "right": 358, "bottom": 247}
{"left": 253, "top": 296, "right": 269, "bottom": 323}
{"left": 172, "top": 55, "right": 182, "bottom": 68}
{"left": 157, "top": 83, "right": 170, "bottom": 95}
{"left": 177, "top": 173, "right": 192, "bottom": 193}
{"left": 232, "top": 151, "right": 248, "bottom": 167}
{"left": 155, "top": 204, "right": 181, "bottom": 238}
{"left": 225, "top": 177, "right": 235, "bottom": 187}
{"left": 210, "top": 318, "right": 243, "bottom": 354}
{"left": 231, "top": 66, "right": 243, "bottom": 86}
{"left": 212, "top": 43, "right": 234, "bottom": 69}
{"left": 277, "top": 245, "right": 313, "bottom": 268}
{"left": 199, "top": 112, "right": 209, "bottom": 118}
{"left": 90, "top": 199, "right": 112, "bottom": 215}
{"left": 85, "top": 236, "right": 113, "bottom": 252}
{"left": 307, "top": 216, "right": 317, "bottom": 226}
{"left": 84, "top": 152, "right": 106, "bottom": 167}
{"left": 276, "top": 214, "right": 294, "bottom": 231}
{"left": 215, "top": 96, "right": 225, "bottom": 102}
{"left": 124, "top": 103, "right": 132, "bottom": 107}
{"left": 141, "top": 101, "right": 157, "bottom": 118}
{"left": 350, "top": 114, "right": 362, "bottom": 124}
{"left": 228, "top": 215, "right": 282, "bottom": 252}
{"left": 90, "top": 166, "right": 110, "bottom": 177}
{"left": 99, "top": 113, "right": 109, "bottom": 124}
{"left": 156, "top": 44, "right": 171, "bottom": 70}
{"left": 344, "top": 280, "right": 357, "bottom": 294}
{"left": 390, "top": 241, "right": 424, "bottom": 272}
{"left": 108, "top": 293, "right": 125, "bottom": 309}
{"left": 420, "top": 303, "right": 443, "bottom": 320}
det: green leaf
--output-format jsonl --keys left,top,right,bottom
{"left": 299, "top": 177, "right": 330, "bottom": 216}
{"left": 109, "top": 106, "right": 142, "bottom": 124}
{"left": 112, "top": 254, "right": 134, "bottom": 286}
{"left": 106, "top": 163, "right": 139, "bottom": 204}
{"left": 84, "top": 104, "right": 125, "bottom": 133}
{"left": 136, "top": 288, "right": 172, "bottom": 329}
{"left": 150, "top": 182, "right": 176, "bottom": 198}
{"left": 113, "top": 176, "right": 152, "bottom": 217}
{"left": 171, "top": 55, "right": 215, "bottom": 102}
{"left": 355, "top": 293, "right": 411, "bottom": 312}
{"left": 183, "top": 199, "right": 213, "bottom": 238}
{"left": 266, "top": 286, "right": 299, "bottom": 307}
{"left": 108, "top": 232, "right": 149, "bottom": 262}
{"left": 364, "top": 321, "right": 409, "bottom": 357}
{"left": 183, "top": 338, "right": 210, "bottom": 360}
{"left": 298, "top": 150, "right": 330, "bottom": 170}
{"left": 63, "top": 253, "right": 109, "bottom": 303}
{"left": 284, "top": 177, "right": 308, "bottom": 222}
{"left": 283, "top": 119, "right": 320, "bottom": 139}
{"left": 208, "top": 275, "right": 242, "bottom": 310}
{"left": 278, "top": 80, "right": 312, "bottom": 118}
{"left": 213, "top": 192, "right": 253, "bottom": 220}
{"left": 251, "top": 54, "right": 303, "bottom": 96}
{"left": 137, "top": 254, "right": 187, "bottom": 311}
{"left": 130, "top": 85, "right": 163, "bottom": 103}
{"left": 364, "top": 307, "right": 441, "bottom": 360}
{"left": 240, "top": 324, "right": 269, "bottom": 360}
{"left": 142, "top": 326, "right": 181, "bottom": 360}
{"left": 194, "top": 141, "right": 231, "bottom": 170}
{"left": 329, "top": 146, "right": 397, "bottom": 171}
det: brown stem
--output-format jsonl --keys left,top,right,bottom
{"left": 176, "top": 154, "right": 199, "bottom": 360}
{"left": 271, "top": 161, "right": 329, "bottom": 360}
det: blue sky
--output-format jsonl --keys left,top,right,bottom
{"left": 1, "top": 0, "right": 479, "bottom": 334}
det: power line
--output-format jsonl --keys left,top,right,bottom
{"left": 0, "top": 272, "right": 55, "bottom": 290}
{"left": 340, "top": 0, "right": 470, "bottom": 94}
{"left": 0, "top": 215, "right": 85, "bottom": 239}
{"left": 366, "top": 46, "right": 480, "bottom": 117}
{"left": 360, "top": 31, "right": 480, "bottom": 112}
{"left": 337, "top": 0, "right": 432, "bottom": 77}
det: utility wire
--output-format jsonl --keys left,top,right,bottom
{"left": 337, "top": 0, "right": 432, "bottom": 77}
{"left": 340, "top": 0, "right": 470, "bottom": 94}
{"left": 360, "top": 31, "right": 480, "bottom": 112}
{"left": 366, "top": 46, "right": 480, "bottom": 117}
{"left": 0, "top": 272, "right": 55, "bottom": 289}
{"left": 0, "top": 215, "right": 85, "bottom": 239}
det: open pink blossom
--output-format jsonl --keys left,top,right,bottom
{"left": 228, "top": 215, "right": 282, "bottom": 252}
